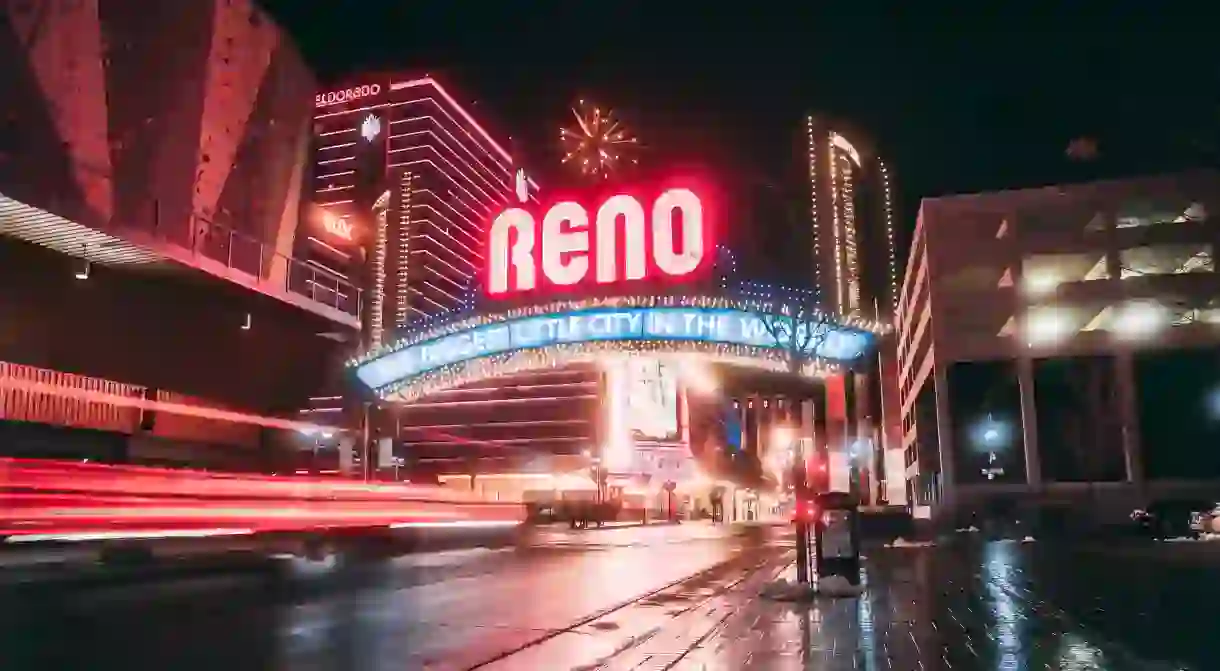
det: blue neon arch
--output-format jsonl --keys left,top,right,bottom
{"left": 352, "top": 301, "right": 877, "bottom": 397}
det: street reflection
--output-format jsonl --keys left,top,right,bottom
{"left": 981, "top": 541, "right": 1024, "bottom": 669}
{"left": 980, "top": 541, "right": 1119, "bottom": 671}
{"left": 856, "top": 572, "right": 880, "bottom": 671}
{"left": 2, "top": 529, "right": 1211, "bottom": 670}
{"left": 1058, "top": 632, "right": 1106, "bottom": 670}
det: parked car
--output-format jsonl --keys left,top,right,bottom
{"left": 559, "top": 499, "right": 622, "bottom": 528}
{"left": 1188, "top": 504, "right": 1220, "bottom": 535}
{"left": 1131, "top": 499, "right": 1215, "bottom": 538}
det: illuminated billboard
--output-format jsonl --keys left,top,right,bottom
{"left": 354, "top": 305, "right": 873, "bottom": 391}
{"left": 624, "top": 358, "right": 680, "bottom": 441}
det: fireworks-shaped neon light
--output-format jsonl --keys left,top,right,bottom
{"left": 560, "top": 100, "right": 638, "bottom": 179}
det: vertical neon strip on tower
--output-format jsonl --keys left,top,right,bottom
{"left": 395, "top": 172, "right": 413, "bottom": 329}
{"left": 881, "top": 161, "right": 898, "bottom": 316}
{"left": 370, "top": 191, "right": 389, "bottom": 347}
{"left": 828, "top": 132, "right": 844, "bottom": 312}
{"left": 841, "top": 150, "right": 859, "bottom": 311}
{"left": 806, "top": 116, "right": 820, "bottom": 302}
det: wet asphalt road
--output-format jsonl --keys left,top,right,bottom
{"left": 1, "top": 525, "right": 1218, "bottom": 670}
{"left": 0, "top": 523, "right": 776, "bottom": 670}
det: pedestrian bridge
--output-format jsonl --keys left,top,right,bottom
{"left": 349, "top": 295, "right": 882, "bottom": 403}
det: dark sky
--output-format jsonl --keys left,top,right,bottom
{"left": 262, "top": 1, "right": 1217, "bottom": 240}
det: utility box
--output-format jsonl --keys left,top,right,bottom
{"left": 813, "top": 491, "right": 862, "bottom": 586}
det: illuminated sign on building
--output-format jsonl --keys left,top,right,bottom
{"left": 361, "top": 114, "right": 382, "bottom": 142}
{"left": 486, "top": 187, "right": 709, "bottom": 297}
{"left": 354, "top": 306, "right": 872, "bottom": 391}
{"left": 323, "top": 215, "right": 354, "bottom": 241}
{"left": 624, "top": 358, "right": 679, "bottom": 441}
{"left": 315, "top": 84, "right": 383, "bottom": 108}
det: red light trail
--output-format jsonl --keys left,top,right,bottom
{"left": 0, "top": 459, "right": 522, "bottom": 543}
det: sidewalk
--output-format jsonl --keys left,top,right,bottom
{"left": 599, "top": 544, "right": 1184, "bottom": 670}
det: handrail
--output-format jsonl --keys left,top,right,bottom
{"left": 12, "top": 161, "right": 365, "bottom": 321}
{"left": 186, "top": 212, "right": 363, "bottom": 319}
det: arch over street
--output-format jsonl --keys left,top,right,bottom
{"left": 350, "top": 295, "right": 882, "bottom": 403}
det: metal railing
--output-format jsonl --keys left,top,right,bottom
{"left": 9, "top": 158, "right": 364, "bottom": 321}
{"left": 189, "top": 213, "right": 362, "bottom": 319}
{"left": 96, "top": 202, "right": 363, "bottom": 320}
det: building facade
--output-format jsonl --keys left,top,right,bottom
{"left": 0, "top": 0, "right": 355, "bottom": 467}
{"left": 307, "top": 76, "right": 606, "bottom": 472}
{"left": 897, "top": 170, "right": 1220, "bottom": 524}
{"left": 309, "top": 76, "right": 539, "bottom": 346}
{"left": 801, "top": 117, "right": 904, "bottom": 504}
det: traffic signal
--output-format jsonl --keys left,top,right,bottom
{"left": 794, "top": 497, "right": 818, "bottom": 523}
{"left": 807, "top": 452, "right": 830, "bottom": 493}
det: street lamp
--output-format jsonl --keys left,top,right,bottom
{"left": 971, "top": 414, "right": 1011, "bottom": 451}
{"left": 584, "top": 449, "right": 606, "bottom": 504}
{"left": 971, "top": 414, "right": 1011, "bottom": 481}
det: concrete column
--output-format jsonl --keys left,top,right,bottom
{"left": 799, "top": 398, "right": 816, "bottom": 461}
{"left": 851, "top": 371, "right": 872, "bottom": 501}
{"left": 1017, "top": 356, "right": 1042, "bottom": 487}
{"left": 1114, "top": 351, "right": 1144, "bottom": 484}
{"left": 932, "top": 365, "right": 956, "bottom": 504}
{"left": 762, "top": 397, "right": 774, "bottom": 457}
{"left": 810, "top": 386, "right": 830, "bottom": 491}
{"left": 825, "top": 374, "right": 850, "bottom": 492}
{"left": 749, "top": 396, "right": 762, "bottom": 463}
{"left": 338, "top": 434, "right": 356, "bottom": 476}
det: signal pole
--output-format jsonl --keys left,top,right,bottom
{"left": 791, "top": 435, "right": 811, "bottom": 584}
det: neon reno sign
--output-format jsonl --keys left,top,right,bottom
{"left": 315, "top": 84, "right": 382, "bottom": 108}
{"left": 487, "top": 188, "right": 708, "bottom": 297}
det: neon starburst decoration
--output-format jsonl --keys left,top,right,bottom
{"left": 560, "top": 100, "right": 638, "bottom": 179}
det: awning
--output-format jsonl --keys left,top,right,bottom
{"left": 0, "top": 194, "right": 161, "bottom": 265}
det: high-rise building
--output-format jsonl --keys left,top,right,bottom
{"left": 308, "top": 77, "right": 538, "bottom": 348}
{"left": 801, "top": 117, "right": 904, "bottom": 504}
{"left": 307, "top": 77, "right": 605, "bottom": 474}
{"left": 803, "top": 117, "right": 900, "bottom": 318}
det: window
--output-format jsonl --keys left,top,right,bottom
{"left": 1115, "top": 201, "right": 1208, "bottom": 229}
{"left": 1119, "top": 243, "right": 1213, "bottom": 278}
{"left": 1021, "top": 251, "right": 1110, "bottom": 295}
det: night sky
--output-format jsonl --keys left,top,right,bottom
{"left": 261, "top": 2, "right": 1217, "bottom": 250}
